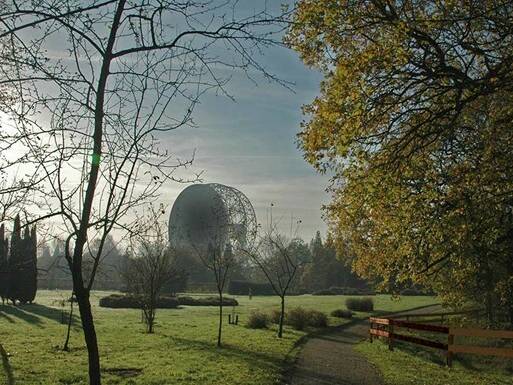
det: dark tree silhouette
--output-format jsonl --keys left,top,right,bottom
{"left": 0, "top": 2, "right": 288, "bottom": 383}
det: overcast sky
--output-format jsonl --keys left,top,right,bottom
{"left": 0, "top": 1, "right": 331, "bottom": 243}
{"left": 158, "top": 41, "right": 330, "bottom": 240}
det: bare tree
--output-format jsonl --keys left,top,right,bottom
{"left": 0, "top": 1, "right": 288, "bottom": 384}
{"left": 189, "top": 199, "right": 237, "bottom": 347}
{"left": 203, "top": 240, "right": 235, "bottom": 347}
{"left": 123, "top": 205, "right": 177, "bottom": 333}
{"left": 242, "top": 227, "right": 304, "bottom": 338}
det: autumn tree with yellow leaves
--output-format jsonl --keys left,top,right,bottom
{"left": 287, "top": 0, "right": 513, "bottom": 325}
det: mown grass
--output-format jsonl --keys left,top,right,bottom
{"left": 356, "top": 335, "right": 513, "bottom": 385}
{"left": 0, "top": 291, "right": 438, "bottom": 385}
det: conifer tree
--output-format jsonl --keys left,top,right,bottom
{"left": 8, "top": 214, "right": 22, "bottom": 304}
{"left": 0, "top": 224, "right": 8, "bottom": 304}
{"left": 28, "top": 225, "right": 38, "bottom": 303}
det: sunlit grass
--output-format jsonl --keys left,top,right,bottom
{"left": 356, "top": 340, "right": 513, "bottom": 385}
{"left": 0, "top": 290, "right": 439, "bottom": 385}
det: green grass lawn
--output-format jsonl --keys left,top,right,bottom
{"left": 356, "top": 341, "right": 513, "bottom": 385}
{"left": 1, "top": 291, "right": 439, "bottom": 385}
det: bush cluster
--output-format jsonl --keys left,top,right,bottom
{"left": 246, "top": 311, "right": 269, "bottom": 329}
{"left": 312, "top": 286, "right": 375, "bottom": 296}
{"left": 285, "top": 307, "right": 328, "bottom": 330}
{"left": 330, "top": 309, "right": 353, "bottom": 319}
{"left": 99, "top": 294, "right": 238, "bottom": 308}
{"left": 345, "top": 297, "right": 374, "bottom": 312}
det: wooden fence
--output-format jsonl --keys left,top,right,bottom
{"left": 386, "top": 308, "right": 483, "bottom": 324}
{"left": 369, "top": 317, "right": 513, "bottom": 367}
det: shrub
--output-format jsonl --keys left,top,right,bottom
{"left": 286, "top": 307, "right": 329, "bottom": 330}
{"left": 286, "top": 307, "right": 309, "bottom": 330}
{"left": 331, "top": 309, "right": 353, "bottom": 319}
{"left": 246, "top": 311, "right": 269, "bottom": 329}
{"left": 269, "top": 308, "right": 282, "bottom": 324}
{"left": 177, "top": 296, "right": 238, "bottom": 307}
{"left": 345, "top": 297, "right": 374, "bottom": 312}
{"left": 99, "top": 294, "right": 179, "bottom": 309}
{"left": 307, "top": 310, "right": 328, "bottom": 327}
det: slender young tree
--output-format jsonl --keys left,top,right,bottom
{"left": 0, "top": 2, "right": 289, "bottom": 383}
{"left": 123, "top": 205, "right": 177, "bottom": 333}
{"left": 242, "top": 227, "right": 305, "bottom": 338}
{"left": 207, "top": 241, "right": 235, "bottom": 347}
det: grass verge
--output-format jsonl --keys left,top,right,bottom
{"left": 355, "top": 340, "right": 513, "bottom": 385}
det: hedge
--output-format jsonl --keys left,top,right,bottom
{"left": 177, "top": 296, "right": 238, "bottom": 307}
{"left": 99, "top": 294, "right": 238, "bottom": 308}
{"left": 99, "top": 294, "right": 179, "bottom": 309}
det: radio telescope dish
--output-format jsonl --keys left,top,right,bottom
{"left": 168, "top": 183, "right": 257, "bottom": 254}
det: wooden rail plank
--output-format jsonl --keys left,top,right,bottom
{"left": 449, "top": 345, "right": 513, "bottom": 358}
{"left": 392, "top": 320, "right": 449, "bottom": 334}
{"left": 369, "top": 317, "right": 390, "bottom": 325}
{"left": 392, "top": 333, "right": 448, "bottom": 350}
{"left": 387, "top": 308, "right": 481, "bottom": 319}
{"left": 370, "top": 328, "right": 390, "bottom": 338}
{"left": 450, "top": 327, "right": 513, "bottom": 339}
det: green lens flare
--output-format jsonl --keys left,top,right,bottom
{"left": 91, "top": 153, "right": 101, "bottom": 166}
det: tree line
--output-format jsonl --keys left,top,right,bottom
{"left": 0, "top": 214, "right": 37, "bottom": 305}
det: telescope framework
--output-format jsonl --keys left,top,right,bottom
{"left": 168, "top": 183, "right": 257, "bottom": 253}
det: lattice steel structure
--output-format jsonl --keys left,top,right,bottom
{"left": 168, "top": 183, "right": 257, "bottom": 254}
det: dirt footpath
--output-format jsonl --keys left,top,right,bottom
{"left": 286, "top": 321, "right": 383, "bottom": 385}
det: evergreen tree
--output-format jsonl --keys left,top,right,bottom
{"left": 27, "top": 225, "right": 38, "bottom": 302}
{"left": 300, "top": 231, "right": 367, "bottom": 292}
{"left": 0, "top": 224, "right": 9, "bottom": 304}
{"left": 8, "top": 214, "right": 22, "bottom": 304}
{"left": 4, "top": 216, "right": 38, "bottom": 304}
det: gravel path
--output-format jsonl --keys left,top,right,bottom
{"left": 286, "top": 320, "right": 383, "bottom": 385}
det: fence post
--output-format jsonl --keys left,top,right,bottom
{"left": 369, "top": 319, "right": 373, "bottom": 343}
{"left": 447, "top": 331, "right": 454, "bottom": 367}
{"left": 388, "top": 320, "right": 394, "bottom": 351}
{"left": 228, "top": 314, "right": 232, "bottom": 325}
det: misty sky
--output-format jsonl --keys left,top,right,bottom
{"left": 0, "top": 1, "right": 331, "bottom": 242}
{"left": 159, "top": 41, "right": 330, "bottom": 240}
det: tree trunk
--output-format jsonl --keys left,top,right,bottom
{"left": 63, "top": 293, "right": 74, "bottom": 351}
{"left": 75, "top": 288, "right": 101, "bottom": 385}
{"left": 217, "top": 291, "right": 223, "bottom": 347}
{"left": 278, "top": 295, "right": 285, "bottom": 338}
